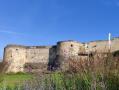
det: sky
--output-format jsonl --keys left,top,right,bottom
{"left": 0, "top": 0, "right": 119, "bottom": 59}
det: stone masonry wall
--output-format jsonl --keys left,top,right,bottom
{"left": 2, "top": 38, "right": 119, "bottom": 73}
{"left": 3, "top": 45, "right": 51, "bottom": 73}
{"left": 26, "top": 46, "right": 51, "bottom": 64}
{"left": 88, "top": 38, "right": 119, "bottom": 53}
{"left": 3, "top": 45, "right": 26, "bottom": 73}
{"left": 56, "top": 41, "right": 85, "bottom": 70}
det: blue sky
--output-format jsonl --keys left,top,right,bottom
{"left": 0, "top": 0, "right": 119, "bottom": 58}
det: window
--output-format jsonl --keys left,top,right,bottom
{"left": 78, "top": 53, "right": 80, "bottom": 56}
{"left": 78, "top": 53, "right": 88, "bottom": 56}
{"left": 93, "top": 45, "right": 97, "bottom": 47}
{"left": 71, "top": 44, "right": 73, "bottom": 47}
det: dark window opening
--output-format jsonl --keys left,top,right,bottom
{"left": 89, "top": 53, "right": 93, "bottom": 57}
{"left": 78, "top": 53, "right": 88, "bottom": 56}
{"left": 16, "top": 49, "right": 18, "bottom": 51}
{"left": 71, "top": 44, "right": 73, "bottom": 47}
{"left": 93, "top": 45, "right": 97, "bottom": 47}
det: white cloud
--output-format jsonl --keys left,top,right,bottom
{"left": 0, "top": 30, "right": 23, "bottom": 35}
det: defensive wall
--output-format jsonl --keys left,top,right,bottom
{"left": 1, "top": 38, "right": 119, "bottom": 73}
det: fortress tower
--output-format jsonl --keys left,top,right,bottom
{"left": 3, "top": 45, "right": 51, "bottom": 73}
{"left": 3, "top": 45, "right": 26, "bottom": 72}
{"left": 1, "top": 38, "right": 119, "bottom": 73}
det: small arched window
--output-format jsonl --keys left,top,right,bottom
{"left": 78, "top": 53, "right": 80, "bottom": 56}
{"left": 71, "top": 44, "right": 73, "bottom": 47}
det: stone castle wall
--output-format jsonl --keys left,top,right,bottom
{"left": 57, "top": 41, "right": 85, "bottom": 60}
{"left": 26, "top": 46, "right": 51, "bottom": 63}
{"left": 2, "top": 38, "right": 119, "bottom": 73}
{"left": 3, "top": 45, "right": 26, "bottom": 72}
{"left": 3, "top": 45, "right": 51, "bottom": 73}
{"left": 88, "top": 38, "right": 119, "bottom": 53}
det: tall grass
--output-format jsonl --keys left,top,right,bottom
{"left": 19, "top": 52, "right": 119, "bottom": 90}
{"left": 0, "top": 72, "right": 32, "bottom": 90}
{"left": 0, "top": 52, "right": 119, "bottom": 90}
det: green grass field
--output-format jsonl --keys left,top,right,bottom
{"left": 0, "top": 73, "right": 33, "bottom": 89}
{"left": 0, "top": 53, "right": 119, "bottom": 90}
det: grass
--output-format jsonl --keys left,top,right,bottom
{"left": 19, "top": 52, "right": 119, "bottom": 90}
{"left": 0, "top": 52, "right": 119, "bottom": 90}
{"left": 0, "top": 73, "right": 33, "bottom": 89}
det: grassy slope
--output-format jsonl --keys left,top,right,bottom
{"left": 0, "top": 73, "right": 33, "bottom": 88}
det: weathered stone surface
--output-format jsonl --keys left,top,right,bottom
{"left": 3, "top": 45, "right": 26, "bottom": 73}
{"left": 2, "top": 38, "right": 119, "bottom": 73}
{"left": 88, "top": 38, "right": 119, "bottom": 53}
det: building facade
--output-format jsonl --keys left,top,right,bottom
{"left": 2, "top": 38, "right": 119, "bottom": 73}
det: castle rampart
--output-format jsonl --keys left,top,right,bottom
{"left": 2, "top": 38, "right": 119, "bottom": 73}
{"left": 88, "top": 38, "right": 119, "bottom": 53}
{"left": 3, "top": 45, "right": 26, "bottom": 72}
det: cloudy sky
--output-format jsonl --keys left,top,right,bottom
{"left": 0, "top": 0, "right": 119, "bottom": 58}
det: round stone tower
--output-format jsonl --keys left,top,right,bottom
{"left": 3, "top": 45, "right": 26, "bottom": 73}
{"left": 56, "top": 40, "right": 85, "bottom": 70}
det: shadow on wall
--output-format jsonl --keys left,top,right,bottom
{"left": 48, "top": 46, "right": 59, "bottom": 71}
{"left": 23, "top": 46, "right": 60, "bottom": 73}
{"left": 0, "top": 61, "right": 11, "bottom": 73}
{"left": 113, "top": 50, "right": 119, "bottom": 57}
{"left": 23, "top": 62, "right": 48, "bottom": 73}
{"left": 0, "top": 62, "right": 2, "bottom": 73}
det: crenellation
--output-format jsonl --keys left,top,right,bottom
{"left": 1, "top": 38, "right": 119, "bottom": 73}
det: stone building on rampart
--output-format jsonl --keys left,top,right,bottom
{"left": 1, "top": 38, "right": 119, "bottom": 73}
